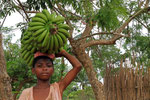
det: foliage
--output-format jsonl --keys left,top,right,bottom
{"left": 90, "top": 45, "right": 123, "bottom": 77}
{"left": 95, "top": 0, "right": 127, "bottom": 31}
{"left": 124, "top": 35, "right": 150, "bottom": 67}
{"left": 67, "top": 86, "right": 95, "bottom": 100}
{"left": 0, "top": 0, "right": 15, "bottom": 18}
{"left": 1, "top": 0, "right": 150, "bottom": 99}
{"left": 122, "top": 11, "right": 150, "bottom": 68}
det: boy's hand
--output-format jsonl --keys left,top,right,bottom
{"left": 55, "top": 49, "right": 67, "bottom": 57}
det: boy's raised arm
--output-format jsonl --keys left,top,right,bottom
{"left": 56, "top": 50, "right": 82, "bottom": 93}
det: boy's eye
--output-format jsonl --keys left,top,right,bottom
{"left": 37, "top": 64, "right": 42, "bottom": 67}
{"left": 47, "top": 64, "right": 53, "bottom": 67}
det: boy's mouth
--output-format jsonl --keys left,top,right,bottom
{"left": 41, "top": 72, "right": 49, "bottom": 75}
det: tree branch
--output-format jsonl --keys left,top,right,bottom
{"left": 16, "top": 0, "right": 30, "bottom": 22}
{"left": 0, "top": 10, "right": 10, "bottom": 30}
{"left": 77, "top": 31, "right": 129, "bottom": 43}
{"left": 144, "top": 0, "right": 149, "bottom": 8}
{"left": 83, "top": 35, "right": 122, "bottom": 48}
{"left": 76, "top": 32, "right": 113, "bottom": 41}
{"left": 63, "top": 9, "right": 82, "bottom": 20}
{"left": 54, "top": 4, "right": 74, "bottom": 38}
{"left": 6, "top": 0, "right": 28, "bottom": 22}
{"left": 135, "top": 17, "right": 148, "bottom": 29}
{"left": 16, "top": 5, "right": 39, "bottom": 13}
{"left": 80, "top": 24, "right": 93, "bottom": 44}
{"left": 114, "top": 7, "right": 149, "bottom": 35}
{"left": 26, "top": 11, "right": 40, "bottom": 13}
{"left": 15, "top": 8, "right": 28, "bottom": 22}
{"left": 138, "top": 0, "right": 144, "bottom": 8}
{"left": 82, "top": 7, "right": 149, "bottom": 48}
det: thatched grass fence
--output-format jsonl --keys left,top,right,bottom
{"left": 104, "top": 62, "right": 150, "bottom": 100}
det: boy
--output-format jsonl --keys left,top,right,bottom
{"left": 19, "top": 49, "right": 82, "bottom": 100}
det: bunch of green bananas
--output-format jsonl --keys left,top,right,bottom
{"left": 21, "top": 9, "right": 70, "bottom": 66}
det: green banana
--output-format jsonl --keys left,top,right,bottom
{"left": 33, "top": 27, "right": 46, "bottom": 36}
{"left": 23, "top": 30, "right": 28, "bottom": 35}
{"left": 56, "top": 21, "right": 64, "bottom": 25}
{"left": 49, "top": 24, "right": 57, "bottom": 30}
{"left": 20, "top": 48, "right": 24, "bottom": 54}
{"left": 31, "top": 47, "right": 36, "bottom": 53}
{"left": 48, "top": 50, "right": 53, "bottom": 54}
{"left": 23, "top": 38, "right": 33, "bottom": 44}
{"left": 57, "top": 32, "right": 67, "bottom": 44}
{"left": 42, "top": 31, "right": 50, "bottom": 47}
{"left": 29, "top": 22, "right": 45, "bottom": 27}
{"left": 58, "top": 28, "right": 70, "bottom": 38}
{"left": 37, "top": 29, "right": 48, "bottom": 43}
{"left": 32, "top": 17, "right": 46, "bottom": 23}
{"left": 21, "top": 50, "right": 28, "bottom": 58}
{"left": 49, "top": 12, "right": 56, "bottom": 21}
{"left": 23, "top": 51, "right": 31, "bottom": 60}
{"left": 27, "top": 31, "right": 33, "bottom": 37}
{"left": 33, "top": 42, "right": 37, "bottom": 47}
{"left": 55, "top": 49, "right": 59, "bottom": 54}
{"left": 26, "top": 55, "right": 32, "bottom": 64}
{"left": 28, "top": 26, "right": 45, "bottom": 31}
{"left": 57, "top": 24, "right": 70, "bottom": 30}
{"left": 46, "top": 34, "right": 51, "bottom": 51}
{"left": 52, "top": 15, "right": 65, "bottom": 23}
{"left": 28, "top": 56, "right": 34, "bottom": 66}
{"left": 53, "top": 34, "right": 59, "bottom": 51}
{"left": 34, "top": 35, "right": 40, "bottom": 41}
{"left": 27, "top": 45, "right": 33, "bottom": 50}
{"left": 36, "top": 47, "right": 40, "bottom": 51}
{"left": 23, "top": 35, "right": 29, "bottom": 40}
{"left": 40, "top": 48, "right": 47, "bottom": 53}
{"left": 20, "top": 9, "right": 70, "bottom": 67}
{"left": 49, "top": 35, "right": 54, "bottom": 51}
{"left": 59, "top": 47, "right": 64, "bottom": 52}
{"left": 37, "top": 43, "right": 43, "bottom": 49}
{"left": 35, "top": 12, "right": 48, "bottom": 22}
{"left": 56, "top": 47, "right": 63, "bottom": 54}
{"left": 21, "top": 39, "right": 26, "bottom": 45}
{"left": 42, "top": 9, "right": 51, "bottom": 21}
{"left": 56, "top": 34, "right": 63, "bottom": 47}
{"left": 21, "top": 40, "right": 24, "bottom": 45}
{"left": 20, "top": 45, "right": 28, "bottom": 53}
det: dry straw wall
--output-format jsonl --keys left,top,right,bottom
{"left": 104, "top": 61, "right": 150, "bottom": 100}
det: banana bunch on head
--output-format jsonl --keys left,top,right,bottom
{"left": 21, "top": 9, "right": 70, "bottom": 66}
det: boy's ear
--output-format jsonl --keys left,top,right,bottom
{"left": 32, "top": 68, "right": 35, "bottom": 74}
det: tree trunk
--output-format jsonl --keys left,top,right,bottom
{"left": 13, "top": 81, "right": 25, "bottom": 100}
{"left": 0, "top": 32, "right": 13, "bottom": 100}
{"left": 72, "top": 43, "right": 105, "bottom": 100}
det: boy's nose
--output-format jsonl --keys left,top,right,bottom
{"left": 42, "top": 68, "right": 48, "bottom": 71}
{"left": 42, "top": 65, "right": 48, "bottom": 71}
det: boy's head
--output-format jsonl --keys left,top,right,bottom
{"left": 32, "top": 51, "right": 55, "bottom": 68}
{"left": 32, "top": 52, "right": 55, "bottom": 81}
{"left": 32, "top": 56, "right": 53, "bottom": 68}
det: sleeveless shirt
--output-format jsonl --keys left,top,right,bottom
{"left": 18, "top": 82, "right": 62, "bottom": 100}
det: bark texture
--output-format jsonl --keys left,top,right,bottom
{"left": 71, "top": 41, "right": 105, "bottom": 100}
{"left": 0, "top": 33, "right": 13, "bottom": 100}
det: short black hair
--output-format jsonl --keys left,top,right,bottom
{"left": 32, "top": 56, "right": 53, "bottom": 68}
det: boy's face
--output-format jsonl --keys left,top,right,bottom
{"left": 32, "top": 58, "right": 54, "bottom": 81}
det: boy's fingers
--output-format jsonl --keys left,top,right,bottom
{"left": 49, "top": 54, "right": 55, "bottom": 60}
